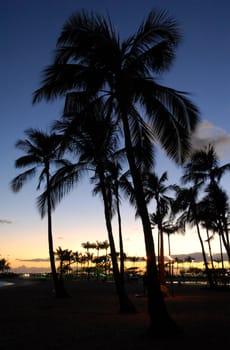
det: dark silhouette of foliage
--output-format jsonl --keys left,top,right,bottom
{"left": 33, "top": 9, "right": 200, "bottom": 335}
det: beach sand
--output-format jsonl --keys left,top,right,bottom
{"left": 0, "top": 279, "right": 229, "bottom": 349}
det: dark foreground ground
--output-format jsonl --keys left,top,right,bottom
{"left": 0, "top": 278, "right": 229, "bottom": 349}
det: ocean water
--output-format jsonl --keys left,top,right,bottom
{"left": 0, "top": 281, "right": 14, "bottom": 288}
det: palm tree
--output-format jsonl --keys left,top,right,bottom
{"left": 46, "top": 102, "right": 136, "bottom": 312}
{"left": 111, "top": 165, "right": 127, "bottom": 284}
{"left": 144, "top": 171, "right": 174, "bottom": 286}
{"left": 173, "top": 186, "right": 215, "bottom": 288}
{"left": 204, "top": 184, "right": 230, "bottom": 262}
{"left": 182, "top": 144, "right": 230, "bottom": 187}
{"left": 72, "top": 251, "right": 81, "bottom": 276}
{"left": 81, "top": 241, "right": 97, "bottom": 252}
{"left": 95, "top": 241, "right": 102, "bottom": 257}
{"left": 150, "top": 216, "right": 183, "bottom": 272}
{"left": 81, "top": 241, "right": 97, "bottom": 278}
{"left": 55, "top": 246, "right": 73, "bottom": 279}
{"left": 33, "top": 9, "right": 199, "bottom": 334}
{"left": 93, "top": 241, "right": 109, "bottom": 278}
{"left": 10, "top": 128, "right": 67, "bottom": 297}
{"left": 99, "top": 240, "right": 110, "bottom": 275}
{"left": 182, "top": 145, "right": 230, "bottom": 261}
{"left": 94, "top": 161, "right": 128, "bottom": 283}
{"left": 195, "top": 199, "right": 216, "bottom": 271}
{"left": 0, "top": 258, "right": 10, "bottom": 273}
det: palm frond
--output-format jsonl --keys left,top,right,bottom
{"left": 33, "top": 64, "right": 89, "bottom": 103}
{"left": 36, "top": 162, "right": 84, "bottom": 218}
{"left": 10, "top": 168, "right": 37, "bottom": 192}
{"left": 56, "top": 10, "right": 120, "bottom": 68}
{"left": 137, "top": 81, "right": 199, "bottom": 163}
{"left": 128, "top": 106, "right": 155, "bottom": 169}
{"left": 14, "top": 155, "right": 41, "bottom": 168}
{"left": 123, "top": 10, "right": 180, "bottom": 74}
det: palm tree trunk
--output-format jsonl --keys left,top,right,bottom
{"left": 115, "top": 185, "right": 125, "bottom": 284}
{"left": 46, "top": 170, "right": 67, "bottom": 297}
{"left": 205, "top": 227, "right": 215, "bottom": 270}
{"left": 158, "top": 226, "right": 166, "bottom": 286}
{"left": 219, "top": 233, "right": 224, "bottom": 270}
{"left": 194, "top": 218, "right": 215, "bottom": 288}
{"left": 99, "top": 171, "right": 136, "bottom": 313}
{"left": 121, "top": 114, "right": 179, "bottom": 335}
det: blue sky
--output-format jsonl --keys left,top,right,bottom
{"left": 1, "top": 0, "right": 230, "bottom": 271}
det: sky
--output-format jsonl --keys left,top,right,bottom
{"left": 1, "top": 0, "right": 230, "bottom": 272}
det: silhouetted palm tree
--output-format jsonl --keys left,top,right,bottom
{"left": 204, "top": 184, "right": 230, "bottom": 262}
{"left": 10, "top": 129, "right": 67, "bottom": 297}
{"left": 55, "top": 246, "right": 73, "bottom": 279}
{"left": 173, "top": 186, "right": 215, "bottom": 288}
{"left": 82, "top": 241, "right": 97, "bottom": 252}
{"left": 45, "top": 102, "right": 136, "bottom": 312}
{"left": 0, "top": 258, "right": 10, "bottom": 273}
{"left": 182, "top": 144, "right": 230, "bottom": 187}
{"left": 144, "top": 171, "right": 175, "bottom": 285}
{"left": 33, "top": 9, "right": 199, "bottom": 334}
{"left": 82, "top": 241, "right": 97, "bottom": 278}
{"left": 196, "top": 199, "right": 216, "bottom": 271}
{"left": 99, "top": 240, "right": 110, "bottom": 275}
{"left": 182, "top": 145, "right": 230, "bottom": 261}
{"left": 94, "top": 161, "right": 129, "bottom": 283}
{"left": 72, "top": 251, "right": 81, "bottom": 276}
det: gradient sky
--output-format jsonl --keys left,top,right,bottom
{"left": 1, "top": 0, "right": 230, "bottom": 272}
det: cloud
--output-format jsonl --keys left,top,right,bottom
{"left": 191, "top": 120, "right": 230, "bottom": 160}
{"left": 0, "top": 219, "right": 12, "bottom": 224}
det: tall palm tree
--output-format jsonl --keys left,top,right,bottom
{"left": 144, "top": 171, "right": 174, "bottom": 285}
{"left": 196, "top": 199, "right": 216, "bottom": 271}
{"left": 112, "top": 166, "right": 129, "bottom": 284}
{"left": 10, "top": 128, "right": 67, "bottom": 297}
{"left": 46, "top": 102, "right": 136, "bottom": 313}
{"left": 204, "top": 184, "right": 230, "bottom": 262}
{"left": 33, "top": 9, "right": 199, "bottom": 334}
{"left": 93, "top": 161, "right": 128, "bottom": 283}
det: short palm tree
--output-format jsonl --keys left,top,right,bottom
{"left": 55, "top": 246, "right": 73, "bottom": 279}
{"left": 173, "top": 186, "right": 215, "bottom": 288}
{"left": 10, "top": 128, "right": 67, "bottom": 297}
{"left": 0, "top": 258, "right": 10, "bottom": 273}
{"left": 98, "top": 239, "right": 110, "bottom": 275}
{"left": 182, "top": 145, "right": 230, "bottom": 262}
{"left": 81, "top": 241, "right": 96, "bottom": 279}
{"left": 33, "top": 9, "right": 199, "bottom": 334}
